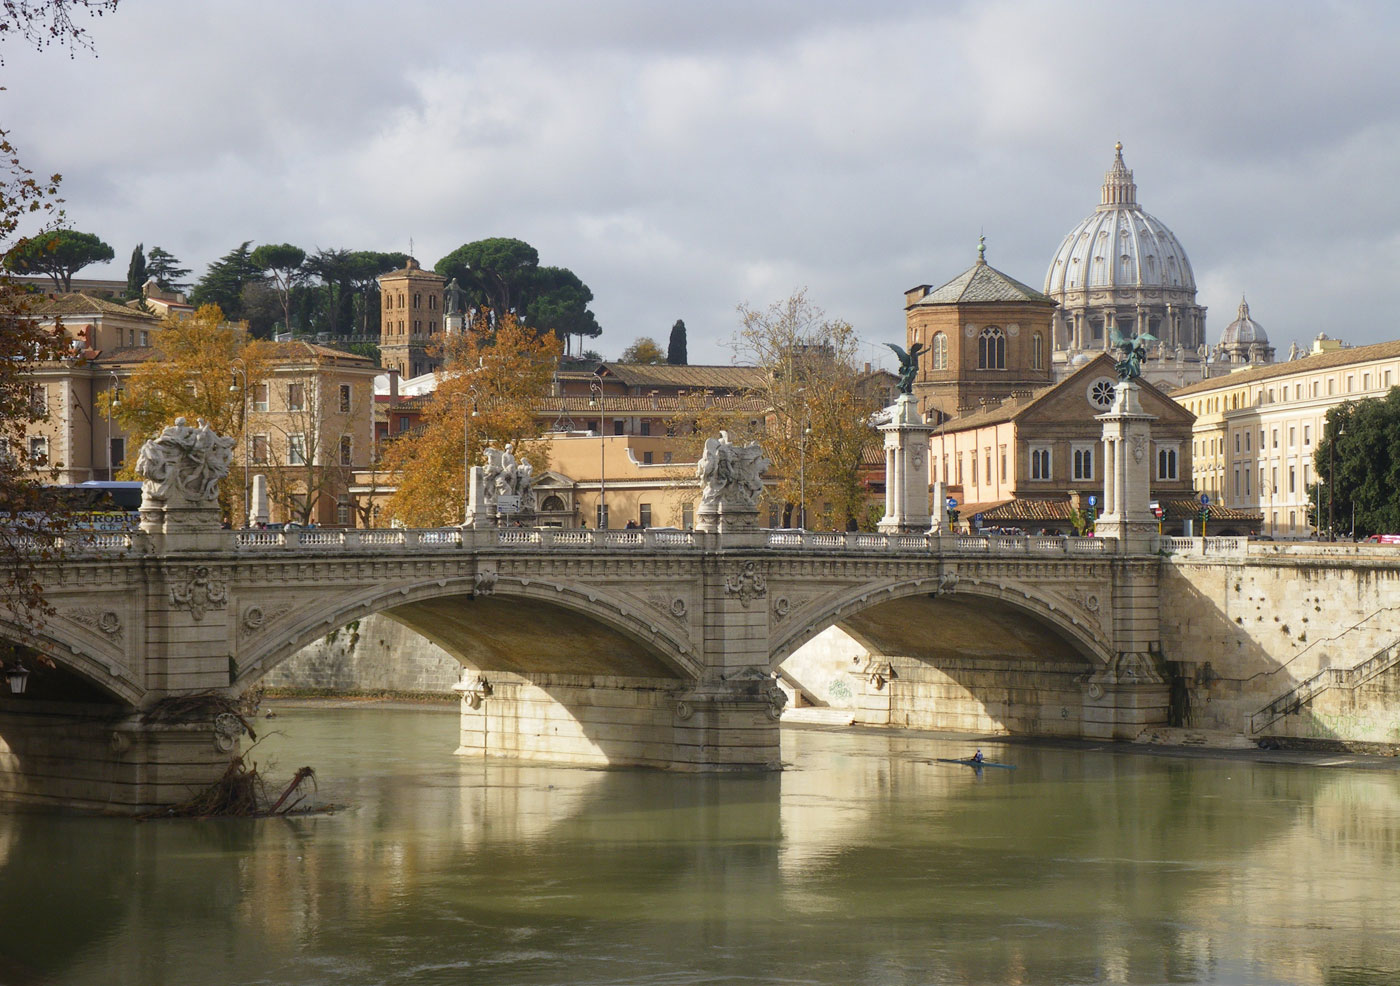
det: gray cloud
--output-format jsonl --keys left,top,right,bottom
{"left": 6, "top": 0, "right": 1400, "bottom": 366}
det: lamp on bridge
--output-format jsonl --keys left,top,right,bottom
{"left": 4, "top": 661, "right": 30, "bottom": 695}
{"left": 589, "top": 375, "right": 608, "bottom": 529}
{"left": 229, "top": 360, "right": 251, "bottom": 528}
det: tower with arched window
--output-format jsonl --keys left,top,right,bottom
{"left": 377, "top": 257, "right": 446, "bottom": 380}
{"left": 904, "top": 239, "right": 1056, "bottom": 424}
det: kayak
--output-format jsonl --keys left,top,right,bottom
{"left": 935, "top": 757, "right": 1017, "bottom": 770}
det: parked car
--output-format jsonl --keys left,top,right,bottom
{"left": 1366, "top": 534, "right": 1400, "bottom": 544}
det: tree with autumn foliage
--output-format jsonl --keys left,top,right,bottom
{"left": 0, "top": 0, "right": 124, "bottom": 666}
{"left": 104, "top": 305, "right": 272, "bottom": 522}
{"left": 380, "top": 314, "right": 562, "bottom": 528}
{"left": 732, "top": 290, "right": 878, "bottom": 529}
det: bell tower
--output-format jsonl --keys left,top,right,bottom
{"left": 377, "top": 258, "right": 446, "bottom": 379}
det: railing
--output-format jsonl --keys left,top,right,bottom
{"left": 39, "top": 525, "right": 1113, "bottom": 557}
{"left": 1249, "top": 639, "right": 1400, "bottom": 735}
{"left": 1159, "top": 536, "right": 1248, "bottom": 556}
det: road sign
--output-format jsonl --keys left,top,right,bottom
{"left": 1200, "top": 493, "right": 1210, "bottom": 506}
{"left": 1088, "top": 495, "right": 1097, "bottom": 507}
{"left": 973, "top": 513, "right": 984, "bottom": 528}
{"left": 496, "top": 494, "right": 521, "bottom": 513}
{"left": 946, "top": 497, "right": 958, "bottom": 509}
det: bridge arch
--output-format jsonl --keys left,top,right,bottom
{"left": 0, "top": 615, "right": 145, "bottom": 707}
{"left": 235, "top": 572, "right": 703, "bottom": 688}
{"left": 769, "top": 575, "right": 1114, "bottom": 671}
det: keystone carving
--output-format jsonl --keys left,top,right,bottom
{"left": 169, "top": 566, "right": 228, "bottom": 621}
{"left": 724, "top": 561, "right": 767, "bottom": 607}
{"left": 473, "top": 569, "right": 498, "bottom": 597}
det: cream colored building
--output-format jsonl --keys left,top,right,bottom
{"left": 1173, "top": 336, "right": 1400, "bottom": 539}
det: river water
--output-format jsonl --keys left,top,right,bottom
{"left": 2, "top": 703, "right": 1399, "bottom": 986}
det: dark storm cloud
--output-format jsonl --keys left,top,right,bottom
{"left": 5, "top": 0, "right": 1400, "bottom": 365}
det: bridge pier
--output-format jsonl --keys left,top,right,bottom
{"left": 0, "top": 698, "right": 241, "bottom": 812}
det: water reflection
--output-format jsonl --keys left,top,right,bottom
{"left": 0, "top": 705, "right": 1397, "bottom": 985}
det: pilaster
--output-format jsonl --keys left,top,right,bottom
{"left": 878, "top": 395, "right": 935, "bottom": 534}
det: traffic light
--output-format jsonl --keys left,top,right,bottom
{"left": 947, "top": 509, "right": 959, "bottom": 527}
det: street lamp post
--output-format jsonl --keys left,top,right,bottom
{"left": 106, "top": 372, "right": 119, "bottom": 481}
{"left": 589, "top": 377, "right": 607, "bottom": 529}
{"left": 1328, "top": 420, "right": 1345, "bottom": 541}
{"left": 462, "top": 385, "right": 478, "bottom": 523}
{"left": 230, "top": 360, "right": 250, "bottom": 527}
{"left": 798, "top": 412, "right": 811, "bottom": 530}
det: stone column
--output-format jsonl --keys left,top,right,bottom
{"left": 462, "top": 465, "right": 497, "bottom": 528}
{"left": 878, "top": 395, "right": 935, "bottom": 534}
{"left": 1093, "top": 379, "right": 1158, "bottom": 553}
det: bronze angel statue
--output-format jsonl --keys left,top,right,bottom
{"left": 885, "top": 341, "right": 926, "bottom": 395}
{"left": 1110, "top": 327, "right": 1158, "bottom": 382}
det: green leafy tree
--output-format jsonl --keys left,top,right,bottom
{"left": 191, "top": 241, "right": 260, "bottom": 320}
{"left": 435, "top": 237, "right": 538, "bottom": 316}
{"left": 667, "top": 319, "right": 687, "bottom": 365}
{"left": 524, "top": 265, "right": 601, "bottom": 349}
{"left": 123, "top": 242, "right": 145, "bottom": 299}
{"left": 250, "top": 242, "right": 306, "bottom": 335}
{"left": 4, "top": 227, "right": 113, "bottom": 290}
{"left": 145, "top": 245, "right": 189, "bottom": 292}
{"left": 620, "top": 336, "right": 666, "bottom": 364}
{"left": 436, "top": 239, "right": 602, "bottom": 350}
{"left": 1313, "top": 394, "right": 1400, "bottom": 538}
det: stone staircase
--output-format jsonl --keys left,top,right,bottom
{"left": 1249, "top": 639, "right": 1400, "bottom": 736}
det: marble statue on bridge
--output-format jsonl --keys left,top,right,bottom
{"left": 135, "top": 417, "right": 236, "bottom": 505}
{"left": 697, "top": 431, "right": 769, "bottom": 509}
{"left": 481, "top": 443, "right": 536, "bottom": 511}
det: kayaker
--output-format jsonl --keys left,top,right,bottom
{"left": 972, "top": 749, "right": 984, "bottom": 763}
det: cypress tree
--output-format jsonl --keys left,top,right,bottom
{"left": 125, "top": 244, "right": 146, "bottom": 300}
{"left": 667, "top": 319, "right": 688, "bottom": 365}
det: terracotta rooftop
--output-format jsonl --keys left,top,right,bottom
{"left": 593, "top": 363, "right": 768, "bottom": 392}
{"left": 26, "top": 292, "right": 160, "bottom": 321}
{"left": 911, "top": 258, "right": 1054, "bottom": 307}
{"left": 1172, "top": 339, "right": 1400, "bottom": 397}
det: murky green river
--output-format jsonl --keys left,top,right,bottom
{"left": 2, "top": 703, "right": 1399, "bottom": 985}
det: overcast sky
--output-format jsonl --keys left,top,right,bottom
{"left": 6, "top": 0, "right": 1400, "bottom": 368}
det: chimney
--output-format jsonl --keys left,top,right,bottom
{"left": 864, "top": 361, "right": 871, "bottom": 374}
{"left": 387, "top": 368, "right": 400, "bottom": 403}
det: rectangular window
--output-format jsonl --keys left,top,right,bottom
{"left": 663, "top": 452, "right": 673, "bottom": 464}
{"left": 970, "top": 454, "right": 977, "bottom": 486}
{"left": 287, "top": 383, "right": 305, "bottom": 411}
{"left": 1246, "top": 469, "right": 1251, "bottom": 496}
{"left": 289, "top": 433, "right": 307, "bottom": 466}
{"left": 1289, "top": 465, "right": 1296, "bottom": 494}
{"left": 337, "top": 495, "right": 351, "bottom": 526}
{"left": 1157, "top": 446, "right": 1178, "bottom": 481}
{"left": 683, "top": 503, "right": 694, "bottom": 529}
{"left": 1245, "top": 432, "right": 1251, "bottom": 452}
{"left": 254, "top": 383, "right": 270, "bottom": 412}
{"left": 1235, "top": 433, "right": 1241, "bottom": 454}
{"left": 1364, "top": 373, "right": 1371, "bottom": 390}
{"left": 1073, "top": 446, "right": 1094, "bottom": 481}
{"left": 1304, "top": 424, "right": 1312, "bottom": 445}
{"left": 1000, "top": 449, "right": 1007, "bottom": 483}
{"left": 1234, "top": 469, "right": 1240, "bottom": 499}
{"left": 613, "top": 419, "right": 624, "bottom": 436}
{"left": 1289, "top": 426, "right": 1296, "bottom": 448}
{"left": 29, "top": 385, "right": 46, "bottom": 414}
{"left": 252, "top": 434, "right": 269, "bottom": 464}
{"left": 639, "top": 504, "right": 652, "bottom": 527}
{"left": 29, "top": 436, "right": 47, "bottom": 465}
{"left": 642, "top": 451, "right": 653, "bottom": 464}
{"left": 339, "top": 384, "right": 351, "bottom": 413}
{"left": 984, "top": 452, "right": 991, "bottom": 484}
{"left": 396, "top": 415, "right": 410, "bottom": 433}
{"left": 1346, "top": 375, "right": 1354, "bottom": 393}
{"left": 1272, "top": 429, "right": 1278, "bottom": 449}
{"left": 339, "top": 435, "right": 352, "bottom": 466}
{"left": 1328, "top": 378, "right": 1335, "bottom": 395}
{"left": 596, "top": 504, "right": 609, "bottom": 528}
{"left": 640, "top": 420, "right": 651, "bottom": 436}
{"left": 1030, "top": 446, "right": 1051, "bottom": 480}
{"left": 140, "top": 331, "right": 149, "bottom": 346}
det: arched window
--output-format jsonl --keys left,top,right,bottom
{"left": 1032, "top": 332, "right": 1043, "bottom": 370}
{"left": 541, "top": 495, "right": 565, "bottom": 512}
{"left": 932, "top": 332, "right": 948, "bottom": 370}
{"left": 978, "top": 326, "right": 1005, "bottom": 370}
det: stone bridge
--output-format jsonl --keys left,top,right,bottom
{"left": 0, "top": 524, "right": 1164, "bottom": 811}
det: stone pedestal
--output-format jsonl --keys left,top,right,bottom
{"left": 695, "top": 502, "right": 760, "bottom": 538}
{"left": 463, "top": 465, "right": 497, "bottom": 528}
{"left": 1094, "top": 379, "right": 1158, "bottom": 553}
{"left": 878, "top": 395, "right": 935, "bottom": 534}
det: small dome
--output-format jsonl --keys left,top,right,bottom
{"left": 1070, "top": 352, "right": 1092, "bottom": 366}
{"left": 1220, "top": 297, "right": 1267, "bottom": 347}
